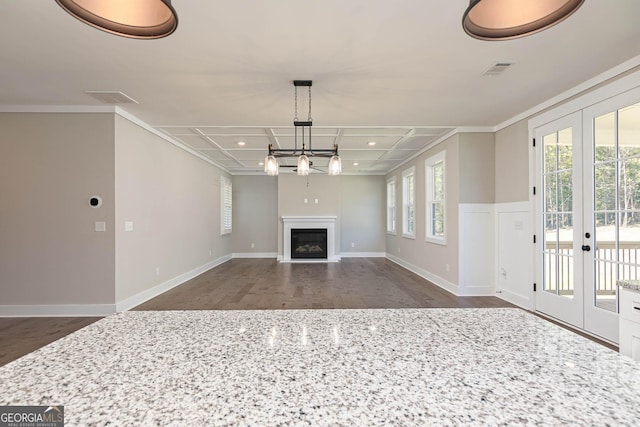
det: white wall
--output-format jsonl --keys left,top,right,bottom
{"left": 114, "top": 115, "right": 232, "bottom": 307}
{"left": 0, "top": 113, "right": 116, "bottom": 315}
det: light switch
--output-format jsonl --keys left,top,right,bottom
{"left": 95, "top": 221, "right": 106, "bottom": 232}
{"left": 125, "top": 221, "right": 134, "bottom": 232}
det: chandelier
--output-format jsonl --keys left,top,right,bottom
{"left": 264, "top": 80, "right": 341, "bottom": 176}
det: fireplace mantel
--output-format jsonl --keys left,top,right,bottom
{"left": 281, "top": 216, "right": 339, "bottom": 263}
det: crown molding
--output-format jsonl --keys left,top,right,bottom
{"left": 0, "top": 105, "right": 116, "bottom": 113}
{"left": 495, "top": 53, "right": 640, "bottom": 132}
{"left": 113, "top": 107, "right": 230, "bottom": 174}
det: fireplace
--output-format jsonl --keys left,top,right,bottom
{"left": 281, "top": 216, "right": 338, "bottom": 262}
{"left": 291, "top": 229, "right": 327, "bottom": 259}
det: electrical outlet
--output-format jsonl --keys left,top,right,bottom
{"left": 251, "top": 243, "right": 255, "bottom": 248}
{"left": 314, "top": 198, "right": 319, "bottom": 204}
{"left": 209, "top": 249, "right": 212, "bottom": 256}
{"left": 304, "top": 198, "right": 308, "bottom": 204}
{"left": 155, "top": 267, "right": 160, "bottom": 276}
{"left": 351, "top": 242, "right": 355, "bottom": 248}
{"left": 445, "top": 264, "right": 450, "bottom": 272}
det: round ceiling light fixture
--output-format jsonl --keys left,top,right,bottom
{"left": 462, "top": 0, "right": 584, "bottom": 41}
{"left": 56, "top": 0, "right": 178, "bottom": 39}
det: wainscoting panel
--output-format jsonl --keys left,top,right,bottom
{"left": 459, "top": 204, "right": 495, "bottom": 296}
{"left": 495, "top": 201, "right": 533, "bottom": 309}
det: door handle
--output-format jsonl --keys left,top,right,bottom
{"left": 581, "top": 245, "right": 591, "bottom": 252}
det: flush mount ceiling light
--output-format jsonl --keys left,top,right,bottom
{"left": 55, "top": 0, "right": 178, "bottom": 39}
{"left": 462, "top": 0, "right": 584, "bottom": 41}
{"left": 265, "top": 81, "right": 341, "bottom": 177}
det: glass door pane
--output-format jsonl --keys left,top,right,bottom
{"left": 592, "top": 102, "right": 640, "bottom": 313}
{"left": 542, "top": 128, "right": 575, "bottom": 298}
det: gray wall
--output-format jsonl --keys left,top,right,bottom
{"left": 495, "top": 119, "right": 529, "bottom": 203}
{"left": 459, "top": 132, "right": 495, "bottom": 204}
{"left": 340, "top": 175, "right": 386, "bottom": 254}
{"left": 114, "top": 116, "right": 231, "bottom": 303}
{"left": 385, "top": 134, "right": 460, "bottom": 284}
{"left": 0, "top": 113, "right": 116, "bottom": 305}
{"left": 232, "top": 175, "right": 278, "bottom": 254}
{"left": 277, "top": 173, "right": 341, "bottom": 256}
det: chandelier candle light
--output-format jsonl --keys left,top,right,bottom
{"left": 264, "top": 81, "right": 341, "bottom": 176}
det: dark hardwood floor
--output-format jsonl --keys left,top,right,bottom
{"left": 0, "top": 317, "right": 101, "bottom": 367}
{"left": 2, "top": 258, "right": 615, "bottom": 366}
{"left": 134, "top": 258, "right": 512, "bottom": 310}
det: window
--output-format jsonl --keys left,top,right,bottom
{"left": 402, "top": 167, "right": 415, "bottom": 238}
{"left": 386, "top": 178, "right": 396, "bottom": 234}
{"left": 426, "top": 151, "right": 445, "bottom": 243}
{"left": 221, "top": 176, "right": 232, "bottom": 235}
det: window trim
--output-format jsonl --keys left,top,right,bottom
{"left": 402, "top": 166, "right": 416, "bottom": 239}
{"left": 386, "top": 177, "right": 396, "bottom": 235}
{"left": 425, "top": 151, "right": 446, "bottom": 245}
{"left": 220, "top": 176, "right": 232, "bottom": 235}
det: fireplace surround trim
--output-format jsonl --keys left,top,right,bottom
{"left": 281, "top": 216, "right": 339, "bottom": 263}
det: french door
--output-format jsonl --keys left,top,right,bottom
{"left": 535, "top": 91, "right": 640, "bottom": 343}
{"left": 535, "top": 112, "right": 585, "bottom": 330}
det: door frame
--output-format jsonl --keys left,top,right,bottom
{"left": 527, "top": 70, "right": 640, "bottom": 344}
{"left": 533, "top": 111, "right": 584, "bottom": 329}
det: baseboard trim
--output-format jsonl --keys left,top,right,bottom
{"left": 385, "top": 253, "right": 459, "bottom": 296}
{"left": 115, "top": 254, "right": 232, "bottom": 312}
{"left": 495, "top": 289, "right": 533, "bottom": 310}
{"left": 0, "top": 304, "right": 116, "bottom": 317}
{"left": 457, "top": 285, "right": 495, "bottom": 297}
{"left": 340, "top": 252, "right": 386, "bottom": 258}
{"left": 232, "top": 252, "right": 278, "bottom": 259}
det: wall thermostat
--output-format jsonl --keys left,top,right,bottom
{"left": 89, "top": 196, "right": 102, "bottom": 208}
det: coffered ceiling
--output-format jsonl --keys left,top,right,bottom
{"left": 158, "top": 126, "right": 453, "bottom": 174}
{"left": 1, "top": 1, "right": 640, "bottom": 174}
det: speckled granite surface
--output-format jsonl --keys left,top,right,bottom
{"left": 619, "top": 280, "right": 640, "bottom": 292}
{"left": 1, "top": 308, "right": 639, "bottom": 426}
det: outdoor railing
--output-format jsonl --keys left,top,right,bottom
{"left": 545, "top": 241, "right": 640, "bottom": 294}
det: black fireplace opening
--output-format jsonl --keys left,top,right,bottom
{"left": 291, "top": 228, "right": 328, "bottom": 259}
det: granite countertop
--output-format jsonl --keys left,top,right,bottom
{"left": 618, "top": 280, "right": 640, "bottom": 292}
{"left": 1, "top": 308, "right": 639, "bottom": 426}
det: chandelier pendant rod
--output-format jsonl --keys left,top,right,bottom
{"left": 265, "top": 80, "right": 340, "bottom": 176}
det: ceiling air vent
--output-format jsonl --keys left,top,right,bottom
{"left": 482, "top": 62, "right": 515, "bottom": 77}
{"left": 84, "top": 91, "right": 138, "bottom": 104}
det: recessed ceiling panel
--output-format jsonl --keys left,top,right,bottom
{"left": 342, "top": 128, "right": 410, "bottom": 136}
{"left": 207, "top": 135, "right": 272, "bottom": 150}
{"left": 160, "top": 127, "right": 199, "bottom": 136}
{"left": 274, "top": 135, "right": 337, "bottom": 148}
{"left": 175, "top": 135, "right": 216, "bottom": 150}
{"left": 271, "top": 128, "right": 339, "bottom": 137}
{"left": 339, "top": 135, "right": 400, "bottom": 149}
{"left": 379, "top": 150, "right": 418, "bottom": 161}
{"left": 397, "top": 136, "right": 441, "bottom": 150}
{"left": 195, "top": 127, "right": 270, "bottom": 136}
{"left": 197, "top": 148, "right": 232, "bottom": 160}
{"left": 413, "top": 128, "right": 454, "bottom": 136}
{"left": 224, "top": 149, "right": 266, "bottom": 160}
{"left": 338, "top": 150, "right": 386, "bottom": 160}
